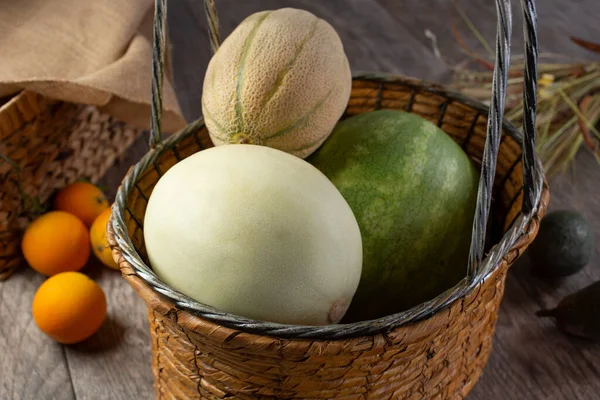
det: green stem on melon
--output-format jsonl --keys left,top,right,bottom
{"left": 230, "top": 132, "right": 254, "bottom": 144}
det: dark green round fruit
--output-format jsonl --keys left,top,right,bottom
{"left": 308, "top": 109, "right": 479, "bottom": 322}
{"left": 529, "top": 210, "right": 594, "bottom": 278}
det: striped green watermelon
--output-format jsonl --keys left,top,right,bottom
{"left": 308, "top": 110, "right": 479, "bottom": 322}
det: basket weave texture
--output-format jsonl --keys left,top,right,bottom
{"left": 0, "top": 91, "right": 142, "bottom": 280}
{"left": 108, "top": 76, "right": 550, "bottom": 399}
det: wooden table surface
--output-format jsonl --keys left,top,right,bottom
{"left": 2, "top": 1, "right": 600, "bottom": 399}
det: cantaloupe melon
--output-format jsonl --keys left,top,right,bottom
{"left": 201, "top": 8, "right": 352, "bottom": 159}
{"left": 143, "top": 145, "right": 363, "bottom": 325}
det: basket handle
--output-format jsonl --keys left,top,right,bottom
{"left": 466, "top": 0, "right": 540, "bottom": 280}
{"left": 518, "top": 0, "right": 540, "bottom": 216}
{"left": 148, "top": 0, "right": 220, "bottom": 149}
{"left": 147, "top": 0, "right": 542, "bottom": 281}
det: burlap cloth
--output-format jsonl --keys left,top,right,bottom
{"left": 0, "top": 0, "right": 187, "bottom": 132}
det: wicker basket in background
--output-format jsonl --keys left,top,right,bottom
{"left": 0, "top": 91, "right": 142, "bottom": 280}
{"left": 108, "top": 0, "right": 549, "bottom": 398}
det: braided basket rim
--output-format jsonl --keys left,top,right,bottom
{"left": 109, "top": 72, "right": 547, "bottom": 340}
{"left": 0, "top": 90, "right": 30, "bottom": 113}
{"left": 0, "top": 91, "right": 56, "bottom": 126}
{"left": 0, "top": 93, "right": 20, "bottom": 115}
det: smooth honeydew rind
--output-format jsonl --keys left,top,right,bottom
{"left": 143, "top": 144, "right": 363, "bottom": 326}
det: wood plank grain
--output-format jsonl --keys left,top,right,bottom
{"left": 375, "top": 0, "right": 600, "bottom": 73}
{"left": 0, "top": 267, "right": 75, "bottom": 400}
{"left": 167, "top": 0, "right": 214, "bottom": 122}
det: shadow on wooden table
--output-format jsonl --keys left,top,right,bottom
{"left": 68, "top": 315, "right": 127, "bottom": 354}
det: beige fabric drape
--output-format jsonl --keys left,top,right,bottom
{"left": 0, "top": 0, "right": 187, "bottom": 132}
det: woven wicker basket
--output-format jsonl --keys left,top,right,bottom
{"left": 0, "top": 90, "right": 142, "bottom": 280}
{"left": 108, "top": 0, "right": 549, "bottom": 398}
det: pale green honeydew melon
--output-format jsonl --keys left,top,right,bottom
{"left": 143, "top": 144, "right": 363, "bottom": 325}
